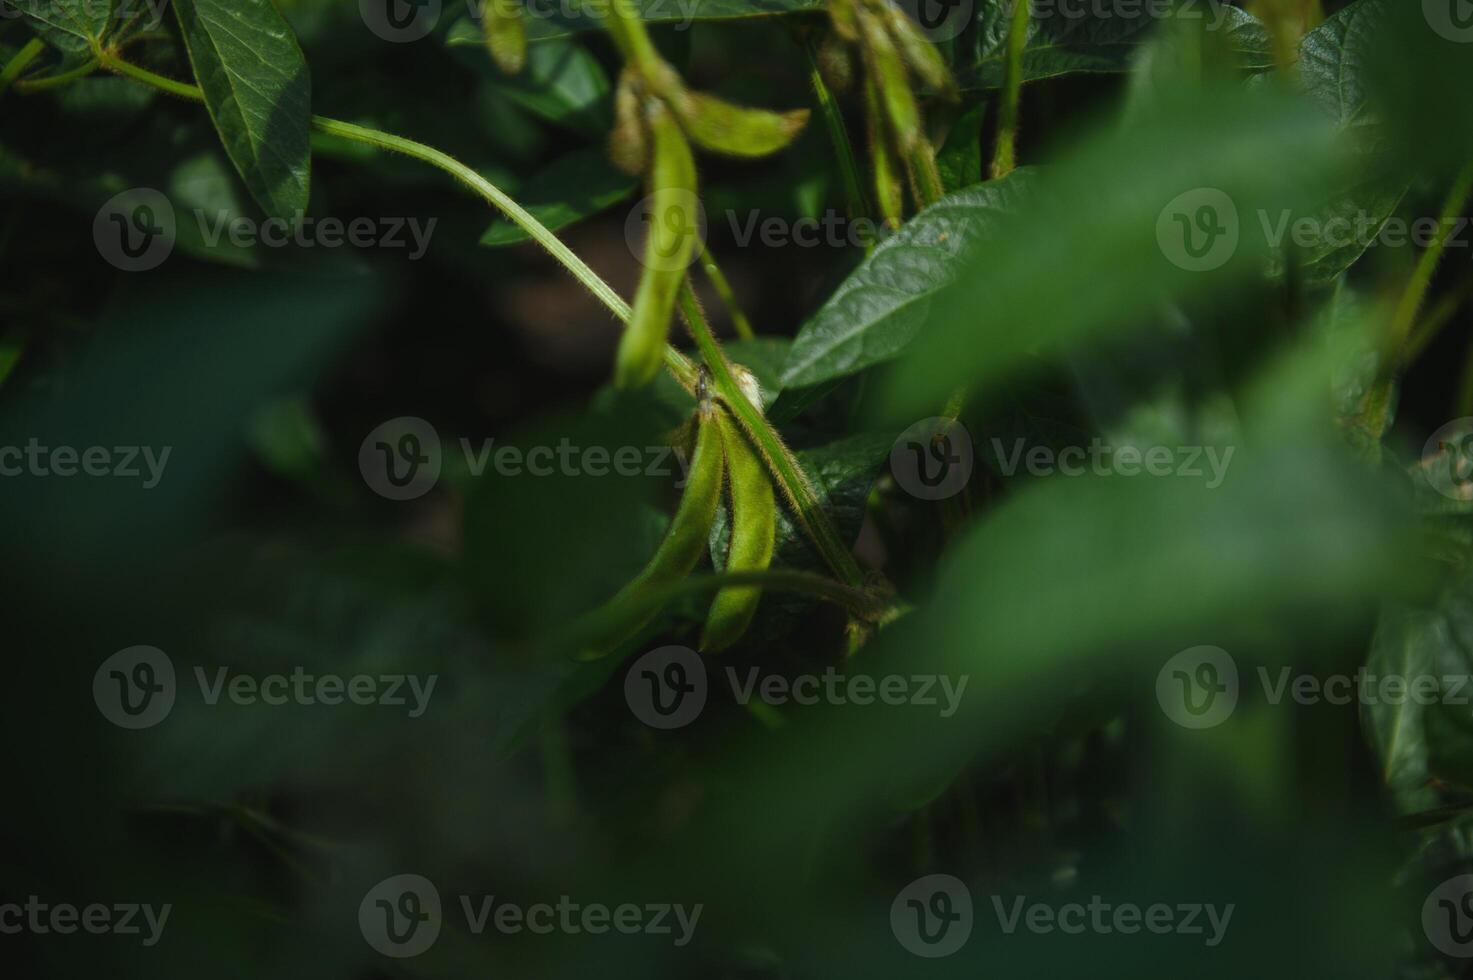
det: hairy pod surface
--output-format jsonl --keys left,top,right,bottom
{"left": 828, "top": 0, "right": 860, "bottom": 41}
{"left": 817, "top": 31, "right": 855, "bottom": 94}
{"left": 483, "top": 0, "right": 527, "bottom": 74}
{"left": 671, "top": 91, "right": 810, "bottom": 158}
{"left": 858, "top": 9, "right": 920, "bottom": 153}
{"left": 701, "top": 409, "right": 777, "bottom": 652}
{"left": 616, "top": 99, "right": 698, "bottom": 389}
{"left": 581, "top": 401, "right": 726, "bottom": 657}
{"left": 864, "top": 77, "right": 905, "bottom": 228}
{"left": 611, "top": 71, "right": 650, "bottom": 174}
{"left": 876, "top": 1, "right": 955, "bottom": 98}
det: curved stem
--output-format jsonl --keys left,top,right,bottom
{"left": 93, "top": 53, "right": 700, "bottom": 391}
{"left": 0, "top": 38, "right": 46, "bottom": 99}
{"left": 697, "top": 244, "right": 755, "bottom": 340}
{"left": 804, "top": 36, "right": 872, "bottom": 245}
{"left": 678, "top": 282, "right": 865, "bottom": 588}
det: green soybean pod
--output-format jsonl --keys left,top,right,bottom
{"left": 701, "top": 409, "right": 777, "bottom": 653}
{"left": 671, "top": 90, "right": 810, "bottom": 159}
{"left": 580, "top": 401, "right": 726, "bottom": 657}
{"left": 875, "top": 1, "right": 955, "bottom": 99}
{"left": 864, "top": 77, "right": 905, "bottom": 229}
{"left": 482, "top": 0, "right": 526, "bottom": 74}
{"left": 615, "top": 99, "right": 698, "bottom": 390}
{"left": 858, "top": 9, "right": 920, "bottom": 153}
{"left": 610, "top": 70, "right": 650, "bottom": 175}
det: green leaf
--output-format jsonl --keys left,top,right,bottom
{"left": 781, "top": 168, "right": 1036, "bottom": 390}
{"left": 445, "top": 0, "right": 824, "bottom": 46}
{"left": 1277, "top": 0, "right": 1406, "bottom": 286}
{"left": 877, "top": 89, "right": 1344, "bottom": 422}
{"left": 480, "top": 148, "right": 637, "bottom": 246}
{"left": 5, "top": 0, "right": 113, "bottom": 55}
{"left": 936, "top": 100, "right": 986, "bottom": 192}
{"left": 476, "top": 37, "right": 612, "bottom": 138}
{"left": 1364, "top": 602, "right": 1443, "bottom": 815}
{"left": 173, "top": 0, "right": 312, "bottom": 220}
{"left": 957, "top": 3, "right": 1273, "bottom": 91}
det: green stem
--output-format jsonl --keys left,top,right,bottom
{"left": 1388, "top": 161, "right": 1473, "bottom": 360}
{"left": 989, "top": 0, "right": 1030, "bottom": 179}
{"left": 698, "top": 244, "right": 755, "bottom": 340}
{"left": 0, "top": 38, "right": 45, "bottom": 99}
{"left": 14, "top": 57, "right": 100, "bottom": 92}
{"left": 678, "top": 282, "right": 866, "bottom": 587}
{"left": 804, "top": 36, "right": 872, "bottom": 245}
{"left": 909, "top": 136, "right": 944, "bottom": 208}
{"left": 93, "top": 53, "right": 700, "bottom": 390}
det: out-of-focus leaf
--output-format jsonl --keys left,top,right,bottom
{"left": 1365, "top": 602, "right": 1444, "bottom": 815}
{"left": 781, "top": 169, "right": 1036, "bottom": 390}
{"left": 878, "top": 89, "right": 1344, "bottom": 421}
{"left": 957, "top": 2, "right": 1273, "bottom": 91}
{"left": 481, "top": 147, "right": 637, "bottom": 246}
{"left": 173, "top": 0, "right": 312, "bottom": 219}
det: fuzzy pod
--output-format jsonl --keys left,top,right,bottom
{"left": 875, "top": 1, "right": 955, "bottom": 98}
{"left": 610, "top": 70, "right": 650, "bottom": 174}
{"left": 482, "top": 0, "right": 527, "bottom": 73}
{"left": 580, "top": 401, "right": 726, "bottom": 657}
{"left": 864, "top": 77, "right": 905, "bottom": 229}
{"left": 670, "top": 90, "right": 810, "bottom": 158}
{"left": 858, "top": 9, "right": 921, "bottom": 153}
{"left": 615, "top": 100, "right": 698, "bottom": 390}
{"left": 701, "top": 410, "right": 777, "bottom": 652}
{"left": 828, "top": 0, "right": 861, "bottom": 41}
{"left": 816, "top": 31, "right": 855, "bottom": 94}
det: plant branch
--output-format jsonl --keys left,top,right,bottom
{"left": 92, "top": 53, "right": 700, "bottom": 391}
{"left": 1389, "top": 161, "right": 1473, "bottom": 360}
{"left": 677, "top": 282, "right": 866, "bottom": 587}
{"left": 804, "top": 36, "right": 872, "bottom": 243}
{"left": 0, "top": 38, "right": 45, "bottom": 99}
{"left": 697, "top": 244, "right": 755, "bottom": 340}
{"left": 990, "top": 0, "right": 1030, "bottom": 179}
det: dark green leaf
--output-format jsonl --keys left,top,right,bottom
{"left": 174, "top": 0, "right": 312, "bottom": 219}
{"left": 781, "top": 168, "right": 1036, "bottom": 389}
